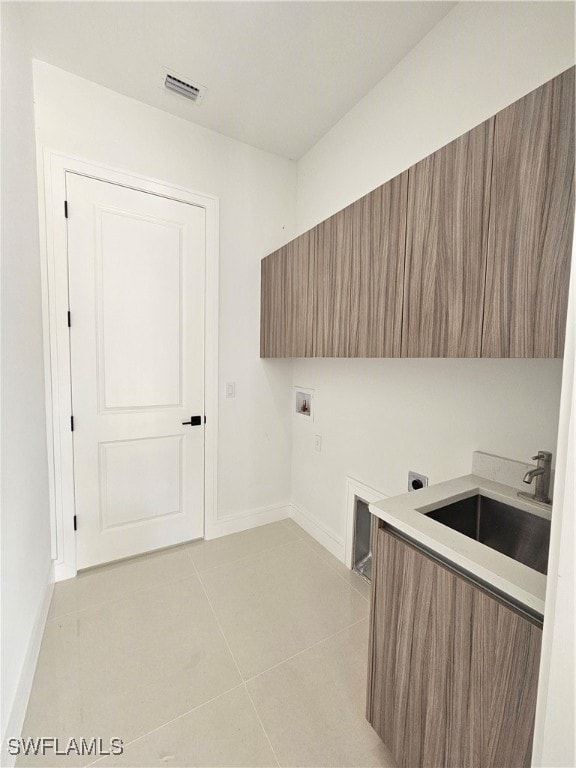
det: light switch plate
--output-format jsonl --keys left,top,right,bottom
{"left": 314, "top": 435, "right": 322, "bottom": 452}
{"left": 225, "top": 382, "right": 236, "bottom": 398}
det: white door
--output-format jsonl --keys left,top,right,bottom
{"left": 66, "top": 173, "right": 205, "bottom": 569}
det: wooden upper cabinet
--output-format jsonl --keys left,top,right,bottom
{"left": 402, "top": 119, "right": 495, "bottom": 357}
{"left": 315, "top": 172, "right": 407, "bottom": 357}
{"left": 287, "top": 230, "right": 316, "bottom": 357}
{"left": 355, "top": 176, "right": 408, "bottom": 357}
{"left": 260, "top": 68, "right": 574, "bottom": 359}
{"left": 314, "top": 205, "right": 354, "bottom": 356}
{"left": 261, "top": 171, "right": 407, "bottom": 358}
{"left": 482, "top": 66, "right": 575, "bottom": 358}
{"left": 260, "top": 246, "right": 288, "bottom": 357}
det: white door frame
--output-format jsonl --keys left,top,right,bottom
{"left": 39, "top": 149, "right": 219, "bottom": 581}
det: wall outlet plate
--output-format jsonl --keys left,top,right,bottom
{"left": 408, "top": 471, "right": 428, "bottom": 492}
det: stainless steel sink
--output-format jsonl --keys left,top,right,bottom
{"left": 423, "top": 495, "right": 550, "bottom": 574}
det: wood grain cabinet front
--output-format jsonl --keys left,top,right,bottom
{"left": 261, "top": 171, "right": 408, "bottom": 358}
{"left": 366, "top": 523, "right": 542, "bottom": 768}
{"left": 482, "top": 66, "right": 575, "bottom": 358}
{"left": 260, "top": 245, "right": 288, "bottom": 358}
{"left": 314, "top": 173, "right": 408, "bottom": 357}
{"left": 402, "top": 119, "right": 495, "bottom": 358}
{"left": 260, "top": 66, "right": 574, "bottom": 359}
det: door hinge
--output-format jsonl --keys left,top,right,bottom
{"left": 70, "top": 415, "right": 74, "bottom": 431}
{"left": 67, "top": 310, "right": 71, "bottom": 328}
{"left": 64, "top": 200, "right": 68, "bottom": 218}
{"left": 73, "top": 515, "right": 77, "bottom": 531}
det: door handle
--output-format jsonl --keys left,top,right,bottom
{"left": 182, "top": 416, "right": 204, "bottom": 426}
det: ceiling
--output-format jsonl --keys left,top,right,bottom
{"left": 19, "top": 1, "right": 456, "bottom": 160}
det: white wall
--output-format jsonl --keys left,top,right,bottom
{"left": 32, "top": 61, "right": 297, "bottom": 532}
{"left": 291, "top": 359, "right": 563, "bottom": 550}
{"left": 0, "top": 4, "right": 53, "bottom": 756}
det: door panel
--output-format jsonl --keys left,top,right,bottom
{"left": 99, "top": 436, "right": 183, "bottom": 529}
{"left": 67, "top": 173, "right": 205, "bottom": 569}
{"left": 97, "top": 209, "right": 183, "bottom": 410}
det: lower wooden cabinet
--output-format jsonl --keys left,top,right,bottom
{"left": 367, "top": 521, "right": 542, "bottom": 768}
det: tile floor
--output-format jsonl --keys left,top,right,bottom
{"left": 19, "top": 520, "right": 397, "bottom": 767}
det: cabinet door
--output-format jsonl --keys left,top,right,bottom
{"left": 286, "top": 230, "right": 316, "bottom": 357}
{"left": 315, "top": 172, "right": 408, "bottom": 357}
{"left": 402, "top": 119, "right": 495, "bottom": 357}
{"left": 482, "top": 66, "right": 575, "bottom": 358}
{"left": 260, "top": 235, "right": 316, "bottom": 358}
{"left": 260, "top": 247, "right": 289, "bottom": 357}
{"left": 353, "top": 177, "right": 408, "bottom": 357}
{"left": 314, "top": 205, "right": 354, "bottom": 356}
{"left": 367, "top": 524, "right": 542, "bottom": 768}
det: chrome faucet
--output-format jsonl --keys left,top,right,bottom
{"left": 519, "top": 451, "right": 552, "bottom": 505}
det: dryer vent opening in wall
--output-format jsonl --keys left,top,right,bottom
{"left": 353, "top": 498, "right": 373, "bottom": 583}
{"left": 163, "top": 72, "right": 207, "bottom": 104}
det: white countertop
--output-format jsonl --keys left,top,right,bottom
{"left": 369, "top": 474, "right": 550, "bottom": 618}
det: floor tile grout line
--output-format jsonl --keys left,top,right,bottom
{"left": 52, "top": 524, "right": 297, "bottom": 621}
{"left": 85, "top": 549, "right": 249, "bottom": 767}
{"left": 86, "top": 682, "right": 247, "bottom": 767}
{"left": 243, "top": 615, "right": 370, "bottom": 686}
{"left": 243, "top": 682, "right": 281, "bottom": 768}
{"left": 47, "top": 570, "right": 201, "bottom": 623}
{"left": 191, "top": 544, "right": 369, "bottom": 690}
{"left": 188, "top": 520, "right": 369, "bottom": 688}
{"left": 196, "top": 516, "right": 367, "bottom": 606}
{"left": 52, "top": 522, "right": 300, "bottom": 621}
{"left": 185, "top": 546, "right": 245, "bottom": 681}
{"left": 190, "top": 535, "right": 304, "bottom": 579}
{"left": 289, "top": 527, "right": 371, "bottom": 603}
{"left": 281, "top": 517, "right": 370, "bottom": 602}
{"left": 186, "top": 547, "right": 282, "bottom": 767}
{"left": 81, "top": 522, "right": 361, "bottom": 768}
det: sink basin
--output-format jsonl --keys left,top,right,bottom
{"left": 423, "top": 494, "right": 550, "bottom": 575}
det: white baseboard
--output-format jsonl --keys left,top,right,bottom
{"left": 1, "top": 563, "right": 54, "bottom": 767}
{"left": 205, "top": 502, "right": 291, "bottom": 540}
{"left": 289, "top": 502, "right": 345, "bottom": 562}
{"left": 54, "top": 561, "right": 76, "bottom": 583}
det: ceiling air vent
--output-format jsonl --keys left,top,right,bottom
{"left": 163, "top": 72, "right": 207, "bottom": 104}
